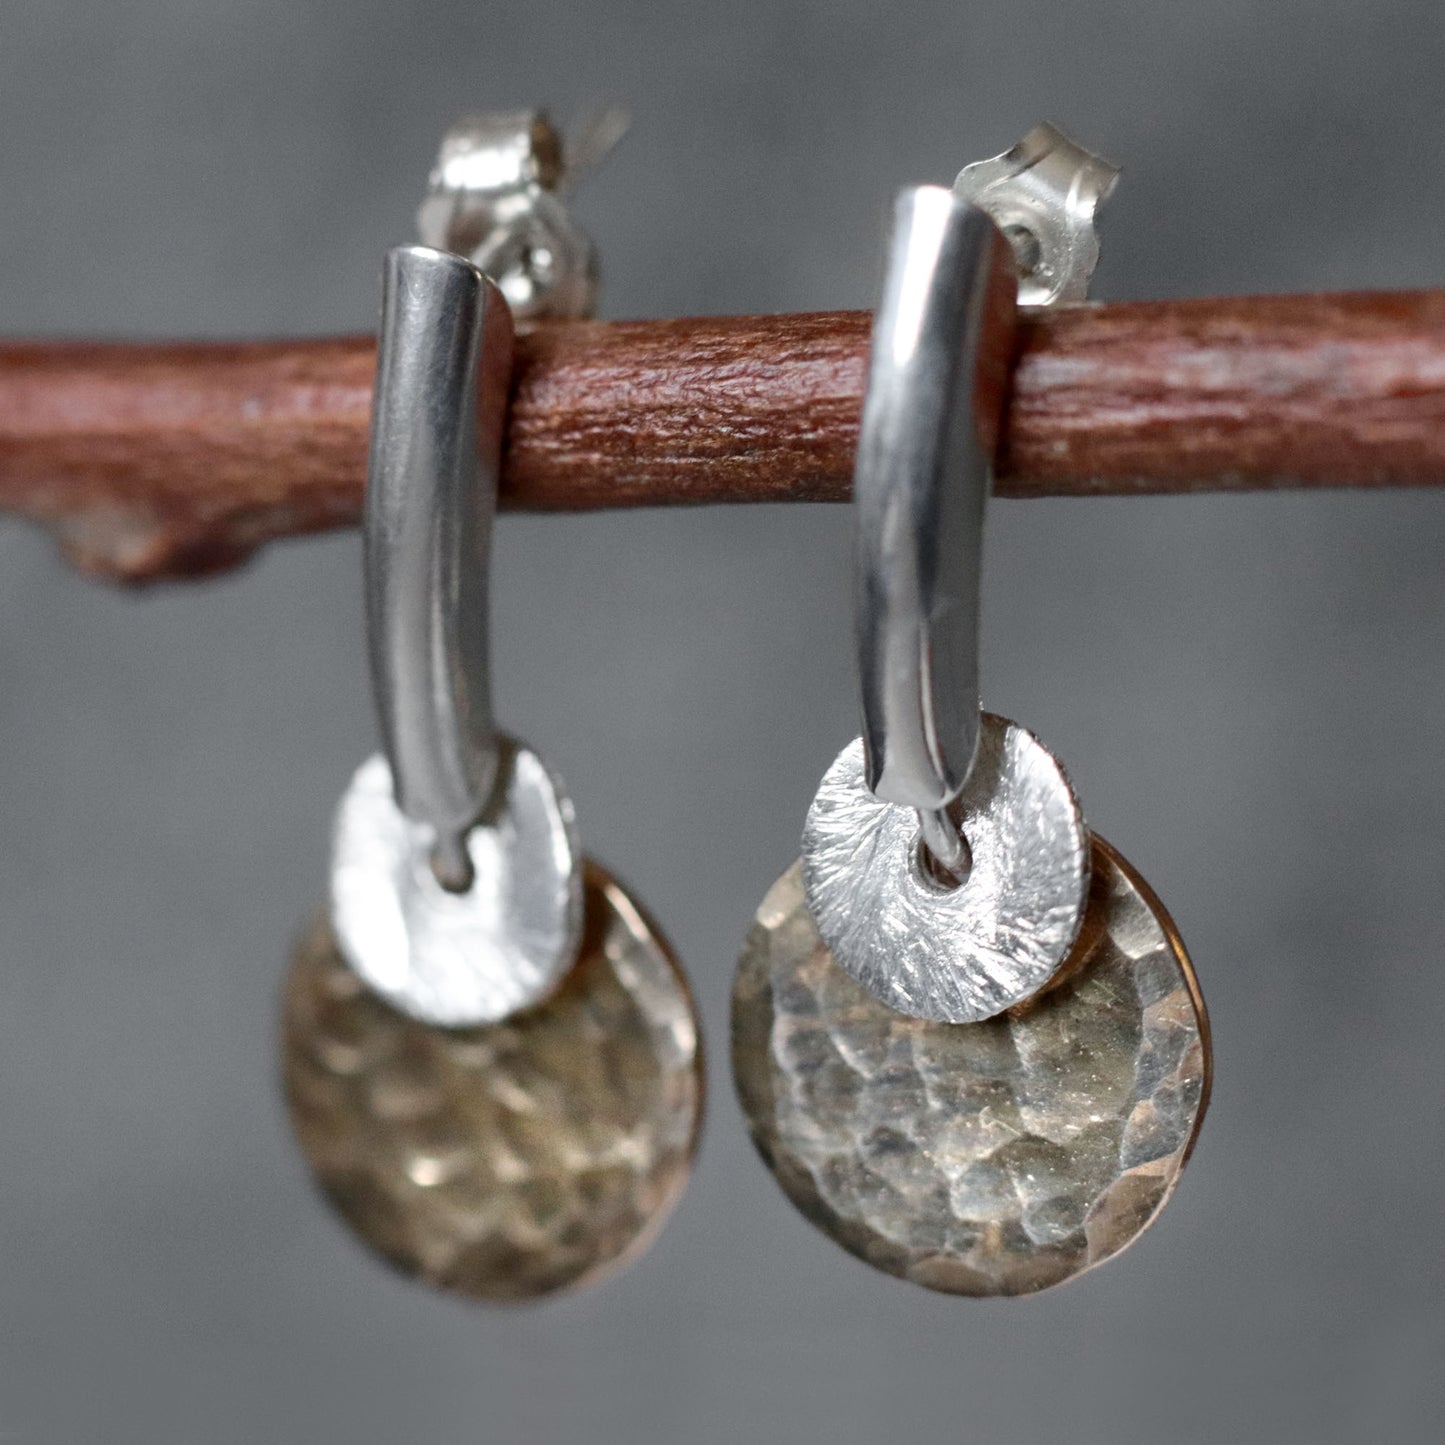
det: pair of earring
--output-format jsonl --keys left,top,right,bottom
{"left": 281, "top": 113, "right": 1211, "bottom": 1303}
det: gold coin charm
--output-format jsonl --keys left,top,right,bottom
{"left": 284, "top": 862, "right": 703, "bottom": 1302}
{"left": 731, "top": 836, "right": 1210, "bottom": 1297}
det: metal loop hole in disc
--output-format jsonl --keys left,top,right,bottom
{"left": 913, "top": 831, "right": 973, "bottom": 893}
{"left": 330, "top": 740, "right": 582, "bottom": 1028}
{"left": 801, "top": 713, "right": 1089, "bottom": 1024}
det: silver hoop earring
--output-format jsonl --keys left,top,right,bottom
{"left": 282, "top": 114, "right": 702, "bottom": 1303}
{"left": 732, "top": 131, "right": 1210, "bottom": 1298}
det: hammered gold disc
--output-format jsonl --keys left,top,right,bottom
{"left": 731, "top": 835, "right": 1210, "bottom": 1297}
{"left": 283, "top": 861, "right": 703, "bottom": 1302}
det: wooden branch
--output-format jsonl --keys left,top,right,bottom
{"left": 3, "top": 290, "right": 1444, "bottom": 582}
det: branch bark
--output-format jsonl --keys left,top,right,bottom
{"left": 3, "top": 290, "right": 1444, "bottom": 582}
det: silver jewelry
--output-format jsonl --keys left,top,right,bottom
{"left": 284, "top": 111, "right": 702, "bottom": 1303}
{"left": 417, "top": 106, "right": 625, "bottom": 319}
{"left": 331, "top": 243, "right": 583, "bottom": 1027}
{"left": 732, "top": 127, "right": 1211, "bottom": 1297}
{"left": 331, "top": 108, "right": 621, "bottom": 1027}
{"left": 800, "top": 170, "right": 1094, "bottom": 1025}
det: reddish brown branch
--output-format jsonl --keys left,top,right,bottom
{"left": 3, "top": 290, "right": 1444, "bottom": 582}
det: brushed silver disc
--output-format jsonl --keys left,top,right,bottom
{"left": 733, "top": 836, "right": 1211, "bottom": 1297}
{"left": 801, "top": 714, "right": 1089, "bottom": 1023}
{"left": 330, "top": 742, "right": 582, "bottom": 1027}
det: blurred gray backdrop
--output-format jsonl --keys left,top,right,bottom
{"left": 3, "top": 3, "right": 1444, "bottom": 1443}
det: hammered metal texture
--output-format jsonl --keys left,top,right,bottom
{"left": 285, "top": 861, "right": 703, "bottom": 1302}
{"left": 733, "top": 836, "right": 1209, "bottom": 1297}
{"left": 330, "top": 744, "right": 582, "bottom": 1027}
{"left": 802, "top": 715, "right": 1089, "bottom": 1023}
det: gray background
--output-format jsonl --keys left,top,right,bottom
{"left": 2, "top": 3, "right": 1444, "bottom": 1442}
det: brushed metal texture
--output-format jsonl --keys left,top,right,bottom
{"left": 733, "top": 836, "right": 1210, "bottom": 1297}
{"left": 288, "top": 861, "right": 702, "bottom": 1302}
{"left": 330, "top": 744, "right": 582, "bottom": 1027}
{"left": 801, "top": 715, "right": 1089, "bottom": 1023}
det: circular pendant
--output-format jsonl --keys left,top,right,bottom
{"left": 330, "top": 743, "right": 582, "bottom": 1027}
{"left": 802, "top": 715, "right": 1090, "bottom": 1022}
{"left": 733, "top": 835, "right": 1209, "bottom": 1297}
{"left": 285, "top": 861, "right": 703, "bottom": 1302}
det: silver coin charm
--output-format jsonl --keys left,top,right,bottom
{"left": 802, "top": 714, "right": 1089, "bottom": 1023}
{"left": 291, "top": 862, "right": 703, "bottom": 1302}
{"left": 734, "top": 835, "right": 1210, "bottom": 1297}
{"left": 331, "top": 746, "right": 582, "bottom": 1028}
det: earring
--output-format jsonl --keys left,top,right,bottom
{"left": 282, "top": 114, "right": 703, "bottom": 1303}
{"left": 731, "top": 130, "right": 1210, "bottom": 1298}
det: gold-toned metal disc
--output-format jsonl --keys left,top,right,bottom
{"left": 731, "top": 835, "right": 1210, "bottom": 1297}
{"left": 283, "top": 861, "right": 703, "bottom": 1302}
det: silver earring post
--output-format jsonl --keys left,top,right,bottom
{"left": 856, "top": 124, "right": 1121, "bottom": 865}
{"left": 323, "top": 109, "right": 618, "bottom": 1028}
{"left": 329, "top": 248, "right": 582, "bottom": 1028}
{"left": 802, "top": 128, "right": 1117, "bottom": 1024}
{"left": 852, "top": 188, "right": 1013, "bottom": 873}
{"left": 365, "top": 245, "right": 508, "bottom": 892}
